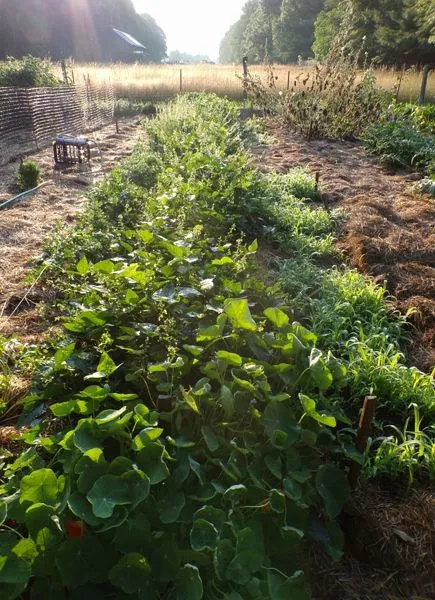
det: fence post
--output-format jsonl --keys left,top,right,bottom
{"left": 242, "top": 56, "right": 249, "bottom": 105}
{"left": 179, "top": 68, "right": 183, "bottom": 94}
{"left": 418, "top": 64, "right": 432, "bottom": 105}
{"left": 287, "top": 70, "right": 290, "bottom": 91}
{"left": 348, "top": 396, "right": 377, "bottom": 489}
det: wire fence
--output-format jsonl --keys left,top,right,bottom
{"left": 0, "top": 81, "right": 115, "bottom": 166}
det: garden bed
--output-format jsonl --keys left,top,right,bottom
{"left": 256, "top": 122, "right": 435, "bottom": 372}
{"left": 0, "top": 119, "right": 142, "bottom": 342}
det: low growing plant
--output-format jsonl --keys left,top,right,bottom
{"left": 362, "top": 121, "right": 435, "bottom": 170}
{"left": 16, "top": 160, "right": 41, "bottom": 190}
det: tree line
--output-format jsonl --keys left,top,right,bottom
{"left": 219, "top": 0, "right": 435, "bottom": 65}
{"left": 0, "top": 0, "right": 167, "bottom": 62}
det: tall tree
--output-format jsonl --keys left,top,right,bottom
{"left": 313, "top": 0, "right": 435, "bottom": 65}
{"left": 0, "top": 0, "right": 167, "bottom": 63}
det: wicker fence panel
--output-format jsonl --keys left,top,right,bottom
{"left": 0, "top": 82, "right": 114, "bottom": 166}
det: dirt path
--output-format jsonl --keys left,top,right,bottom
{"left": 0, "top": 119, "right": 143, "bottom": 339}
{"left": 257, "top": 122, "right": 435, "bottom": 371}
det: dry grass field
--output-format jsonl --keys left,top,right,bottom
{"left": 70, "top": 62, "right": 435, "bottom": 103}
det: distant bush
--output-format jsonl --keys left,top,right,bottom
{"left": 17, "top": 160, "right": 41, "bottom": 190}
{"left": 0, "top": 55, "right": 60, "bottom": 87}
{"left": 114, "top": 98, "right": 157, "bottom": 118}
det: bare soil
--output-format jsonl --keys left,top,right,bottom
{"left": 257, "top": 122, "right": 435, "bottom": 372}
{"left": 0, "top": 119, "right": 143, "bottom": 340}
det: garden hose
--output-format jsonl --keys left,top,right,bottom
{"left": 0, "top": 181, "right": 51, "bottom": 211}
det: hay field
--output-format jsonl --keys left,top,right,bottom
{"left": 71, "top": 63, "right": 435, "bottom": 103}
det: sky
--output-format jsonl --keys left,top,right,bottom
{"left": 133, "top": 0, "right": 246, "bottom": 60}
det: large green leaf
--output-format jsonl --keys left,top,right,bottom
{"left": 20, "top": 469, "right": 58, "bottom": 507}
{"left": 87, "top": 475, "right": 130, "bottom": 518}
{"left": 299, "top": 394, "right": 336, "bottom": 428}
{"left": 97, "top": 352, "right": 118, "bottom": 376}
{"left": 264, "top": 307, "right": 289, "bottom": 329}
{"left": 176, "top": 564, "right": 203, "bottom": 600}
{"left": 224, "top": 298, "right": 257, "bottom": 331}
{"left": 109, "top": 553, "right": 151, "bottom": 594}
{"left": 68, "top": 492, "right": 101, "bottom": 526}
{"left": 226, "top": 528, "right": 264, "bottom": 585}
{"left": 157, "top": 491, "right": 185, "bottom": 524}
{"left": 315, "top": 464, "right": 350, "bottom": 519}
{"left": 136, "top": 443, "right": 169, "bottom": 484}
{"left": 55, "top": 537, "right": 106, "bottom": 588}
{"left": 267, "top": 570, "right": 309, "bottom": 600}
{"left": 213, "top": 539, "right": 235, "bottom": 581}
{"left": 24, "top": 504, "right": 60, "bottom": 550}
{"left": 190, "top": 519, "right": 219, "bottom": 551}
{"left": 76, "top": 255, "right": 89, "bottom": 275}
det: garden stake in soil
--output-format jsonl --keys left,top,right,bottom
{"left": 349, "top": 396, "right": 377, "bottom": 489}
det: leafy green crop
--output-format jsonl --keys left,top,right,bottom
{"left": 0, "top": 94, "right": 355, "bottom": 600}
{"left": 1, "top": 92, "right": 433, "bottom": 600}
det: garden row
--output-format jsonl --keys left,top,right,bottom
{"left": 0, "top": 94, "right": 433, "bottom": 599}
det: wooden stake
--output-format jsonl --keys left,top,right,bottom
{"left": 418, "top": 64, "right": 432, "bottom": 106}
{"left": 115, "top": 119, "right": 119, "bottom": 134}
{"left": 287, "top": 70, "right": 290, "bottom": 90}
{"left": 179, "top": 68, "right": 183, "bottom": 94}
{"left": 348, "top": 396, "right": 377, "bottom": 489}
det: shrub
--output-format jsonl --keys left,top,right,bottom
{"left": 0, "top": 56, "right": 60, "bottom": 88}
{"left": 244, "top": 43, "right": 387, "bottom": 140}
{"left": 114, "top": 99, "right": 157, "bottom": 118}
{"left": 362, "top": 121, "right": 435, "bottom": 169}
{"left": 16, "top": 160, "right": 41, "bottom": 190}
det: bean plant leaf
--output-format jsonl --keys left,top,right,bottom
{"left": 315, "top": 464, "right": 350, "bottom": 518}
{"left": 264, "top": 307, "right": 289, "bottom": 329}
{"left": 216, "top": 350, "right": 242, "bottom": 366}
{"left": 97, "top": 352, "right": 118, "bottom": 376}
{"left": 109, "top": 553, "right": 151, "bottom": 594}
{"left": 76, "top": 255, "right": 89, "bottom": 275}
{"left": 175, "top": 564, "right": 203, "bottom": 600}
{"left": 224, "top": 298, "right": 257, "bottom": 331}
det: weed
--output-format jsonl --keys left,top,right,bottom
{"left": 366, "top": 404, "right": 435, "bottom": 484}
{"left": 16, "top": 160, "right": 40, "bottom": 190}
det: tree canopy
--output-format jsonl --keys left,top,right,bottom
{"left": 0, "top": 0, "right": 167, "bottom": 62}
{"left": 313, "top": 0, "right": 435, "bottom": 65}
{"left": 219, "top": 0, "right": 435, "bottom": 65}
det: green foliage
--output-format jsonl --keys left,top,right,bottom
{"left": 219, "top": 0, "right": 323, "bottom": 64}
{"left": 313, "top": 0, "right": 435, "bottom": 66}
{"left": 0, "top": 1, "right": 166, "bottom": 63}
{"left": 413, "top": 176, "right": 435, "bottom": 197}
{"left": 389, "top": 102, "right": 435, "bottom": 135}
{"left": 114, "top": 99, "right": 157, "bottom": 118}
{"left": 1, "top": 92, "right": 434, "bottom": 600}
{"left": 0, "top": 56, "right": 60, "bottom": 88}
{"left": 363, "top": 121, "right": 435, "bottom": 169}
{"left": 366, "top": 405, "right": 435, "bottom": 484}
{"left": 16, "top": 160, "right": 41, "bottom": 190}
{"left": 0, "top": 93, "right": 354, "bottom": 599}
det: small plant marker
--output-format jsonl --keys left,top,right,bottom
{"left": 349, "top": 396, "right": 377, "bottom": 489}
